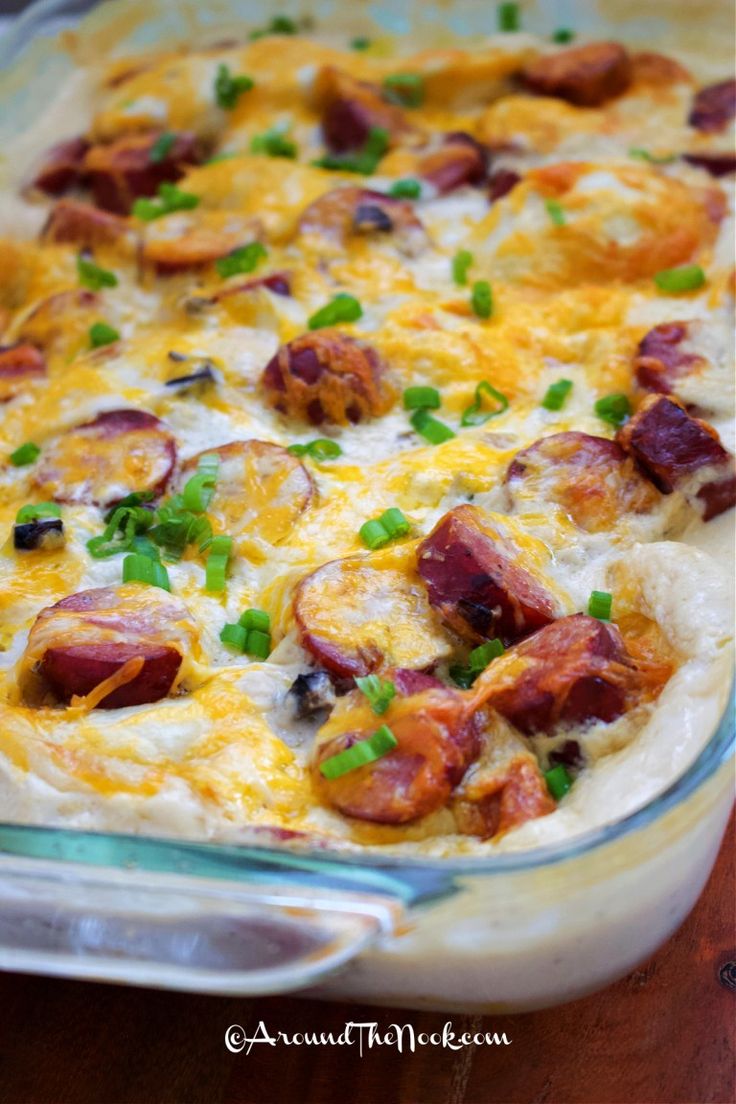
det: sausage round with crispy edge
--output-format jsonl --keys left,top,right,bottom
{"left": 294, "top": 551, "right": 454, "bottom": 679}
{"left": 0, "top": 343, "right": 46, "bottom": 402}
{"left": 474, "top": 614, "right": 642, "bottom": 735}
{"left": 314, "top": 66, "right": 415, "bottom": 153}
{"left": 178, "top": 440, "right": 314, "bottom": 546}
{"left": 634, "top": 319, "right": 727, "bottom": 409}
{"left": 140, "top": 215, "right": 263, "bottom": 275}
{"left": 616, "top": 394, "right": 736, "bottom": 521}
{"left": 418, "top": 132, "right": 489, "bottom": 194}
{"left": 505, "top": 431, "right": 660, "bottom": 532}
{"left": 520, "top": 42, "right": 632, "bottom": 107}
{"left": 17, "top": 289, "right": 100, "bottom": 360}
{"left": 19, "top": 584, "right": 198, "bottom": 709}
{"left": 31, "top": 136, "right": 89, "bottom": 196}
{"left": 261, "top": 331, "right": 394, "bottom": 426}
{"left": 416, "top": 505, "right": 557, "bottom": 646}
{"left": 41, "top": 199, "right": 132, "bottom": 249}
{"left": 688, "top": 79, "right": 736, "bottom": 132}
{"left": 682, "top": 152, "right": 736, "bottom": 177}
{"left": 82, "top": 131, "right": 204, "bottom": 214}
{"left": 312, "top": 678, "right": 479, "bottom": 824}
{"left": 297, "top": 186, "right": 426, "bottom": 256}
{"left": 33, "top": 409, "right": 177, "bottom": 507}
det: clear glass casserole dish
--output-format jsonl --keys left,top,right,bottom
{"left": 0, "top": 0, "right": 733, "bottom": 1011}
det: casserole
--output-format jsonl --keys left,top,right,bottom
{"left": 0, "top": 0, "right": 733, "bottom": 1008}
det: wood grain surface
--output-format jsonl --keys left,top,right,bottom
{"left": 0, "top": 815, "right": 733, "bottom": 1104}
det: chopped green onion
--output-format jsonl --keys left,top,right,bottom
{"left": 588, "top": 590, "right": 613, "bottom": 621}
{"left": 379, "top": 507, "right": 410, "bottom": 538}
{"left": 215, "top": 241, "right": 267, "bottom": 279}
{"left": 319, "top": 724, "right": 398, "bottom": 779}
{"left": 87, "top": 503, "right": 154, "bottom": 559}
{"left": 122, "top": 552, "right": 170, "bottom": 591}
{"left": 389, "top": 178, "right": 422, "bottom": 199}
{"left": 452, "top": 249, "right": 474, "bottom": 286}
{"left": 205, "top": 534, "right": 232, "bottom": 592}
{"left": 181, "top": 454, "right": 220, "bottom": 513}
{"left": 16, "top": 502, "right": 61, "bottom": 523}
{"left": 220, "top": 622, "right": 248, "bottom": 651}
{"left": 313, "top": 126, "right": 389, "bottom": 175}
{"left": 9, "top": 442, "right": 41, "bottom": 466}
{"left": 148, "top": 503, "right": 211, "bottom": 562}
{"left": 382, "top": 73, "right": 425, "bottom": 108}
{"left": 552, "top": 27, "right": 575, "bottom": 43}
{"left": 105, "top": 491, "right": 154, "bottom": 517}
{"left": 239, "top": 608, "right": 271, "bottom": 633}
{"left": 287, "top": 439, "right": 343, "bottom": 461}
{"left": 350, "top": 36, "right": 371, "bottom": 51}
{"left": 359, "top": 518, "right": 390, "bottom": 550}
{"left": 471, "top": 279, "right": 493, "bottom": 319}
{"left": 545, "top": 764, "right": 573, "bottom": 800}
{"left": 250, "top": 127, "right": 297, "bottom": 159}
{"left": 545, "top": 198, "right": 566, "bottom": 226}
{"left": 410, "top": 408, "right": 456, "bottom": 444}
{"left": 498, "top": 2, "right": 520, "bottom": 31}
{"left": 245, "top": 628, "right": 272, "bottom": 659}
{"left": 77, "top": 254, "right": 117, "bottom": 291}
{"left": 214, "top": 63, "right": 254, "bottom": 110}
{"left": 654, "top": 264, "right": 706, "bottom": 294}
{"left": 250, "top": 15, "right": 297, "bottom": 38}
{"left": 132, "top": 182, "right": 200, "bottom": 221}
{"left": 542, "top": 378, "right": 573, "bottom": 411}
{"left": 629, "top": 147, "right": 676, "bottom": 165}
{"left": 149, "top": 132, "right": 176, "bottom": 163}
{"left": 403, "top": 386, "right": 441, "bottom": 411}
{"left": 594, "top": 392, "right": 631, "bottom": 427}
{"left": 355, "top": 673, "right": 396, "bottom": 715}
{"left": 450, "top": 637, "right": 504, "bottom": 687}
{"left": 308, "top": 293, "right": 363, "bottom": 330}
{"left": 89, "top": 321, "right": 120, "bottom": 348}
{"left": 461, "top": 380, "right": 509, "bottom": 426}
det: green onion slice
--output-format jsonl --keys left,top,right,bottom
{"left": 452, "top": 249, "right": 473, "bottom": 286}
{"left": 122, "top": 552, "right": 171, "bottom": 591}
{"left": 379, "top": 507, "right": 410, "bottom": 538}
{"left": 403, "top": 386, "right": 441, "bottom": 411}
{"left": 450, "top": 638, "right": 504, "bottom": 687}
{"left": 389, "top": 178, "right": 421, "bottom": 199}
{"left": 319, "top": 724, "right": 398, "bottom": 779}
{"left": 312, "top": 126, "right": 389, "bottom": 175}
{"left": 355, "top": 674, "right": 396, "bottom": 716}
{"left": 498, "top": 2, "right": 520, "bottom": 31}
{"left": 629, "top": 147, "right": 676, "bottom": 165}
{"left": 250, "top": 127, "right": 297, "bottom": 159}
{"left": 220, "top": 622, "right": 247, "bottom": 651}
{"left": 545, "top": 764, "right": 573, "bottom": 800}
{"left": 308, "top": 293, "right": 363, "bottom": 330}
{"left": 239, "top": 608, "right": 271, "bottom": 632}
{"left": 245, "top": 628, "right": 271, "bottom": 659}
{"left": 16, "top": 501, "right": 61, "bottom": 523}
{"left": 149, "top": 132, "right": 176, "bottom": 163}
{"left": 132, "top": 182, "right": 200, "bottom": 221}
{"left": 287, "top": 439, "right": 343, "bottom": 460}
{"left": 654, "top": 264, "right": 706, "bottom": 294}
{"left": 461, "top": 380, "right": 509, "bottom": 426}
{"left": 552, "top": 27, "right": 575, "bottom": 43}
{"left": 545, "top": 198, "right": 566, "bottom": 226}
{"left": 471, "top": 279, "right": 493, "bottom": 319}
{"left": 9, "top": 442, "right": 41, "bottom": 467}
{"left": 214, "top": 63, "right": 254, "bottom": 110}
{"left": 77, "top": 254, "right": 117, "bottom": 291}
{"left": 587, "top": 590, "right": 613, "bottom": 621}
{"left": 542, "top": 378, "right": 573, "bottom": 411}
{"left": 594, "top": 392, "right": 631, "bottom": 427}
{"left": 87, "top": 504, "right": 154, "bottom": 559}
{"left": 205, "top": 534, "right": 232, "bottom": 592}
{"left": 382, "top": 73, "right": 425, "bottom": 108}
{"left": 89, "top": 322, "right": 120, "bottom": 348}
{"left": 359, "top": 518, "right": 390, "bottom": 550}
{"left": 215, "top": 242, "right": 267, "bottom": 278}
{"left": 181, "top": 453, "right": 220, "bottom": 512}
{"left": 350, "top": 36, "right": 371, "bottom": 51}
{"left": 410, "top": 408, "right": 456, "bottom": 444}
{"left": 249, "top": 16, "right": 297, "bottom": 38}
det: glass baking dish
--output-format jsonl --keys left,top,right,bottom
{"left": 0, "top": 0, "right": 733, "bottom": 1011}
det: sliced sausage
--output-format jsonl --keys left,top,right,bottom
{"left": 297, "top": 186, "right": 426, "bottom": 257}
{"left": 629, "top": 51, "right": 691, "bottom": 87}
{"left": 314, "top": 66, "right": 414, "bottom": 153}
{"left": 688, "top": 79, "right": 736, "bottom": 132}
{"left": 416, "top": 505, "right": 558, "bottom": 646}
{"left": 31, "top": 136, "right": 89, "bottom": 196}
{"left": 0, "top": 343, "right": 46, "bottom": 402}
{"left": 312, "top": 679, "right": 479, "bottom": 824}
{"left": 19, "top": 584, "right": 198, "bottom": 709}
{"left": 505, "top": 431, "right": 660, "bottom": 532}
{"left": 141, "top": 215, "right": 261, "bottom": 274}
{"left": 179, "top": 440, "right": 314, "bottom": 546}
{"left": 41, "top": 199, "right": 132, "bottom": 249}
{"left": 295, "top": 553, "right": 454, "bottom": 679}
{"left": 82, "top": 131, "right": 204, "bottom": 214}
{"left": 452, "top": 721, "right": 554, "bottom": 838}
{"left": 681, "top": 152, "right": 736, "bottom": 177}
{"left": 17, "top": 289, "right": 100, "bottom": 360}
{"left": 521, "top": 42, "right": 632, "bottom": 107}
{"left": 261, "top": 332, "right": 394, "bottom": 426}
{"left": 617, "top": 394, "right": 736, "bottom": 520}
{"left": 634, "top": 319, "right": 727, "bottom": 406}
{"left": 475, "top": 614, "right": 641, "bottom": 735}
{"left": 488, "top": 168, "right": 521, "bottom": 201}
{"left": 418, "top": 132, "right": 489, "bottom": 194}
{"left": 33, "top": 409, "right": 177, "bottom": 507}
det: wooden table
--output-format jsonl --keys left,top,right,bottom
{"left": 0, "top": 818, "right": 733, "bottom": 1104}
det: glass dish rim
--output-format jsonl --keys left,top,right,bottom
{"left": 0, "top": 0, "right": 733, "bottom": 880}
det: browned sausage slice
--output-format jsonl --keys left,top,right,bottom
{"left": 634, "top": 320, "right": 727, "bottom": 411}
{"left": 41, "top": 200, "right": 132, "bottom": 249}
{"left": 313, "top": 679, "right": 478, "bottom": 824}
{"left": 179, "top": 440, "right": 314, "bottom": 546}
{"left": 418, "top": 132, "right": 488, "bottom": 194}
{"left": 297, "top": 187, "right": 426, "bottom": 256}
{"left": 617, "top": 394, "right": 736, "bottom": 520}
{"left": 688, "top": 79, "right": 736, "bottom": 132}
{"left": 33, "top": 409, "right": 177, "bottom": 506}
{"left": 682, "top": 152, "right": 736, "bottom": 177}
{"left": 521, "top": 42, "right": 632, "bottom": 107}
{"left": 416, "top": 505, "right": 557, "bottom": 645}
{"left": 19, "top": 584, "right": 198, "bottom": 709}
{"left": 82, "top": 131, "right": 204, "bottom": 214}
{"left": 314, "top": 66, "right": 415, "bottom": 153}
{"left": 295, "top": 550, "right": 454, "bottom": 678}
{"left": 474, "top": 614, "right": 641, "bottom": 735}
{"left": 262, "top": 331, "right": 394, "bottom": 426}
{"left": 31, "top": 136, "right": 89, "bottom": 196}
{"left": 488, "top": 168, "right": 522, "bottom": 201}
{"left": 0, "top": 343, "right": 46, "bottom": 402}
{"left": 506, "top": 431, "right": 660, "bottom": 532}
